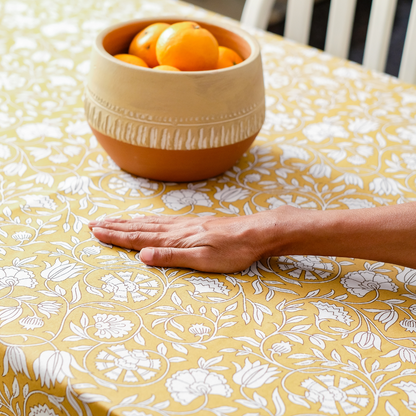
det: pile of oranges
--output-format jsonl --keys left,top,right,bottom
{"left": 114, "top": 21, "right": 244, "bottom": 72}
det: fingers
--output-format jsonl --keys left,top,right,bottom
{"left": 89, "top": 215, "right": 191, "bottom": 230}
{"left": 91, "top": 226, "right": 165, "bottom": 250}
{"left": 140, "top": 246, "right": 213, "bottom": 272}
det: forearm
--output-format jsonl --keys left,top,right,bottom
{"left": 268, "top": 203, "right": 416, "bottom": 269}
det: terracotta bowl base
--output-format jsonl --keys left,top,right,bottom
{"left": 91, "top": 126, "right": 258, "bottom": 182}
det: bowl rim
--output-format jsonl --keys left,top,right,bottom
{"left": 93, "top": 16, "right": 261, "bottom": 74}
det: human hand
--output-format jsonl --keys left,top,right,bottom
{"left": 88, "top": 209, "right": 291, "bottom": 273}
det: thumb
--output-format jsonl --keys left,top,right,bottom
{"left": 140, "top": 247, "right": 207, "bottom": 270}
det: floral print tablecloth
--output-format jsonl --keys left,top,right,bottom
{"left": 2, "top": 0, "right": 416, "bottom": 415}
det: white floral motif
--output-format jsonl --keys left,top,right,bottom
{"left": 95, "top": 344, "right": 161, "bottom": 382}
{"left": 340, "top": 270, "right": 398, "bottom": 297}
{"left": 57, "top": 176, "right": 96, "bottom": 195}
{"left": 303, "top": 122, "right": 349, "bottom": 143}
{"left": 0, "top": 144, "right": 11, "bottom": 159}
{"left": 108, "top": 174, "right": 158, "bottom": 197}
{"left": 233, "top": 358, "right": 279, "bottom": 388}
{"left": 16, "top": 122, "right": 62, "bottom": 141}
{"left": 369, "top": 177, "right": 402, "bottom": 196}
{"left": 41, "top": 259, "right": 84, "bottom": 282}
{"left": 279, "top": 144, "right": 310, "bottom": 162}
{"left": 311, "top": 301, "right": 353, "bottom": 325}
{"left": 214, "top": 185, "right": 250, "bottom": 202}
{"left": 3, "top": 346, "right": 30, "bottom": 377}
{"left": 21, "top": 194, "right": 57, "bottom": 210}
{"left": 93, "top": 314, "right": 134, "bottom": 339}
{"left": 19, "top": 315, "right": 44, "bottom": 330}
{"left": 277, "top": 256, "right": 333, "bottom": 280}
{"left": 263, "top": 111, "right": 298, "bottom": 132}
{"left": 28, "top": 404, "right": 58, "bottom": 416}
{"left": 302, "top": 375, "right": 369, "bottom": 414}
{"left": 401, "top": 153, "right": 416, "bottom": 170}
{"left": 101, "top": 272, "right": 159, "bottom": 302}
{"left": 33, "top": 350, "right": 84, "bottom": 388}
{"left": 65, "top": 120, "right": 91, "bottom": 135}
{"left": 0, "top": 72, "right": 26, "bottom": 90}
{"left": 184, "top": 276, "right": 230, "bottom": 295}
{"left": 393, "top": 381, "right": 416, "bottom": 411}
{"left": 188, "top": 323, "right": 211, "bottom": 338}
{"left": 166, "top": 368, "right": 232, "bottom": 405}
{"left": 348, "top": 118, "right": 379, "bottom": 134}
{"left": 396, "top": 267, "right": 416, "bottom": 285}
{"left": 397, "top": 125, "right": 416, "bottom": 145}
{"left": 267, "top": 195, "right": 317, "bottom": 209}
{"left": 81, "top": 245, "right": 101, "bottom": 256}
{"left": 162, "top": 190, "right": 213, "bottom": 211}
{"left": 339, "top": 198, "right": 376, "bottom": 209}
{"left": 382, "top": 347, "right": 416, "bottom": 364}
{"left": 352, "top": 331, "right": 382, "bottom": 350}
{"left": 399, "top": 318, "right": 416, "bottom": 332}
{"left": 0, "top": 266, "right": 37, "bottom": 290}
{"left": 269, "top": 342, "right": 292, "bottom": 356}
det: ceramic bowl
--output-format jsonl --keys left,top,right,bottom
{"left": 85, "top": 17, "right": 265, "bottom": 182}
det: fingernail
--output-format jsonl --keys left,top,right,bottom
{"left": 140, "top": 248, "right": 154, "bottom": 263}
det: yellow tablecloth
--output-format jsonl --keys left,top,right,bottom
{"left": 2, "top": 0, "right": 416, "bottom": 415}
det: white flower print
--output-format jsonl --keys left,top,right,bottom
{"left": 0, "top": 144, "right": 11, "bottom": 159}
{"left": 332, "top": 67, "right": 362, "bottom": 80}
{"left": 28, "top": 404, "right": 58, "bottom": 416}
{"left": 123, "top": 412, "right": 152, "bottom": 416}
{"left": 369, "top": 177, "right": 402, "bottom": 196}
{"left": 393, "top": 381, "right": 416, "bottom": 410}
{"left": 19, "top": 315, "right": 44, "bottom": 330}
{"left": 16, "top": 122, "right": 62, "bottom": 141}
{"left": 402, "top": 153, "right": 416, "bottom": 170}
{"left": 244, "top": 173, "right": 261, "bottom": 183}
{"left": 352, "top": 331, "right": 382, "bottom": 350}
{"left": 267, "top": 195, "right": 317, "bottom": 209}
{"left": 277, "top": 256, "right": 333, "bottom": 280}
{"left": 264, "top": 71, "right": 290, "bottom": 89}
{"left": 101, "top": 272, "right": 159, "bottom": 303}
{"left": 21, "top": 194, "right": 57, "bottom": 210}
{"left": 108, "top": 174, "right": 158, "bottom": 197}
{"left": 63, "top": 145, "right": 81, "bottom": 157}
{"left": 95, "top": 344, "right": 161, "bottom": 382}
{"left": 33, "top": 350, "right": 84, "bottom": 388}
{"left": 166, "top": 368, "right": 232, "bottom": 405}
{"left": 233, "top": 358, "right": 279, "bottom": 388}
{"left": 162, "top": 189, "right": 213, "bottom": 211}
{"left": 214, "top": 185, "right": 250, "bottom": 202}
{"left": 12, "top": 231, "right": 32, "bottom": 242}
{"left": 303, "top": 122, "right": 349, "bottom": 143}
{"left": 302, "top": 375, "right": 369, "bottom": 414}
{"left": 396, "top": 125, "right": 416, "bottom": 145}
{"left": 49, "top": 154, "right": 68, "bottom": 164}
{"left": 37, "top": 301, "right": 62, "bottom": 318}
{"left": 269, "top": 341, "right": 292, "bottom": 356}
{"left": 0, "top": 72, "right": 26, "bottom": 91}
{"left": 41, "top": 259, "right": 84, "bottom": 282}
{"left": 340, "top": 270, "right": 398, "bottom": 297}
{"left": 93, "top": 314, "right": 134, "bottom": 339}
{"left": 396, "top": 267, "right": 416, "bottom": 285}
{"left": 263, "top": 111, "right": 298, "bottom": 132}
{"left": 188, "top": 323, "right": 211, "bottom": 338}
{"left": 333, "top": 173, "right": 364, "bottom": 188}
{"left": 3, "top": 346, "right": 30, "bottom": 377}
{"left": 339, "top": 198, "right": 376, "bottom": 210}
{"left": 4, "top": 162, "right": 27, "bottom": 176}
{"left": 348, "top": 118, "right": 378, "bottom": 134}
{"left": 0, "top": 112, "right": 16, "bottom": 128}
{"left": 0, "top": 266, "right": 37, "bottom": 290}
{"left": 57, "top": 176, "right": 96, "bottom": 195}
{"left": 65, "top": 120, "right": 91, "bottom": 136}
{"left": 382, "top": 347, "right": 416, "bottom": 364}
{"left": 311, "top": 301, "right": 353, "bottom": 325}
{"left": 184, "top": 276, "right": 230, "bottom": 295}
{"left": 399, "top": 318, "right": 416, "bottom": 332}
{"left": 279, "top": 144, "right": 310, "bottom": 162}
{"left": 309, "top": 163, "right": 331, "bottom": 178}
{"left": 347, "top": 155, "right": 366, "bottom": 165}
{"left": 41, "top": 22, "right": 79, "bottom": 37}
{"left": 81, "top": 245, "right": 101, "bottom": 256}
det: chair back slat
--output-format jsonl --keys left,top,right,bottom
{"left": 324, "top": 0, "right": 357, "bottom": 59}
{"left": 240, "top": 0, "right": 275, "bottom": 30}
{"left": 362, "top": 0, "right": 398, "bottom": 72}
{"left": 284, "top": 0, "right": 314, "bottom": 44}
{"left": 398, "top": 0, "right": 416, "bottom": 84}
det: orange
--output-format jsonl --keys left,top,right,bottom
{"left": 129, "top": 22, "right": 170, "bottom": 68}
{"left": 156, "top": 21, "right": 219, "bottom": 71}
{"left": 114, "top": 54, "right": 149, "bottom": 68}
{"left": 216, "top": 46, "right": 243, "bottom": 69}
{"left": 153, "top": 65, "right": 181, "bottom": 71}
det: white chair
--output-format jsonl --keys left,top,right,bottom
{"left": 240, "top": 0, "right": 416, "bottom": 85}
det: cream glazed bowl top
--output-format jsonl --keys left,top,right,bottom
{"left": 84, "top": 17, "right": 265, "bottom": 182}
